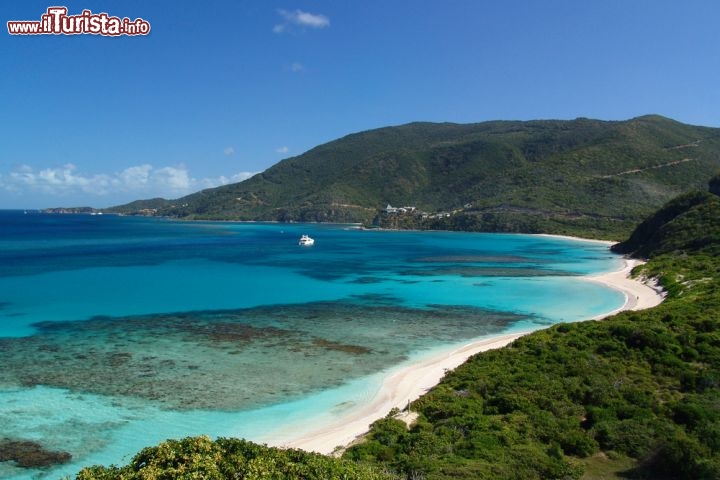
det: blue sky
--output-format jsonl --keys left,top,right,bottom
{"left": 2, "top": 1, "right": 719, "bottom": 209}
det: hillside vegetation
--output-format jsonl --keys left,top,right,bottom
{"left": 107, "top": 115, "right": 720, "bottom": 238}
{"left": 345, "top": 183, "right": 720, "bottom": 479}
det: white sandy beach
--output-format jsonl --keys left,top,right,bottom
{"left": 281, "top": 253, "right": 665, "bottom": 455}
{"left": 584, "top": 258, "right": 664, "bottom": 314}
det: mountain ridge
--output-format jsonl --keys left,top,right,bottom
{"left": 105, "top": 115, "right": 720, "bottom": 239}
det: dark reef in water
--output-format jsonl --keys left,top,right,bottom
{"left": 0, "top": 300, "right": 530, "bottom": 411}
{"left": 0, "top": 438, "right": 71, "bottom": 468}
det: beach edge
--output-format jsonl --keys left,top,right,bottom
{"left": 279, "top": 247, "right": 665, "bottom": 455}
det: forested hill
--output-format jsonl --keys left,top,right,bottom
{"left": 106, "top": 115, "right": 720, "bottom": 239}
{"left": 611, "top": 188, "right": 720, "bottom": 259}
{"left": 343, "top": 179, "right": 720, "bottom": 479}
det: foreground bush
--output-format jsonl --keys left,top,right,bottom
{"left": 77, "top": 436, "right": 395, "bottom": 480}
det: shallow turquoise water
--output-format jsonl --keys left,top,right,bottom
{"left": 0, "top": 211, "right": 624, "bottom": 479}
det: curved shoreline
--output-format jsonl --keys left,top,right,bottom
{"left": 279, "top": 255, "right": 665, "bottom": 455}
{"left": 583, "top": 258, "right": 664, "bottom": 315}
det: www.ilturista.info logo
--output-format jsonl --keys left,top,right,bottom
{"left": 7, "top": 7, "right": 150, "bottom": 36}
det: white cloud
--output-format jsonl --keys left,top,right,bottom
{"left": 224, "top": 146, "right": 235, "bottom": 156}
{"left": 274, "top": 9, "right": 329, "bottom": 33}
{"left": 8, "top": 163, "right": 110, "bottom": 194}
{"left": 290, "top": 62, "right": 305, "bottom": 72}
{"left": 293, "top": 10, "right": 330, "bottom": 28}
{"left": 0, "top": 163, "right": 259, "bottom": 202}
{"left": 153, "top": 166, "right": 192, "bottom": 190}
{"left": 276, "top": 146, "right": 290, "bottom": 154}
{"left": 119, "top": 164, "right": 152, "bottom": 186}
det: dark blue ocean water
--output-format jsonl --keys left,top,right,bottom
{"left": 0, "top": 211, "right": 624, "bottom": 478}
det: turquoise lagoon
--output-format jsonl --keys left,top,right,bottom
{"left": 0, "top": 211, "right": 625, "bottom": 478}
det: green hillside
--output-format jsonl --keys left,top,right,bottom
{"left": 345, "top": 184, "right": 720, "bottom": 479}
{"left": 611, "top": 190, "right": 720, "bottom": 259}
{"left": 105, "top": 197, "right": 172, "bottom": 215}
{"left": 107, "top": 115, "right": 720, "bottom": 238}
